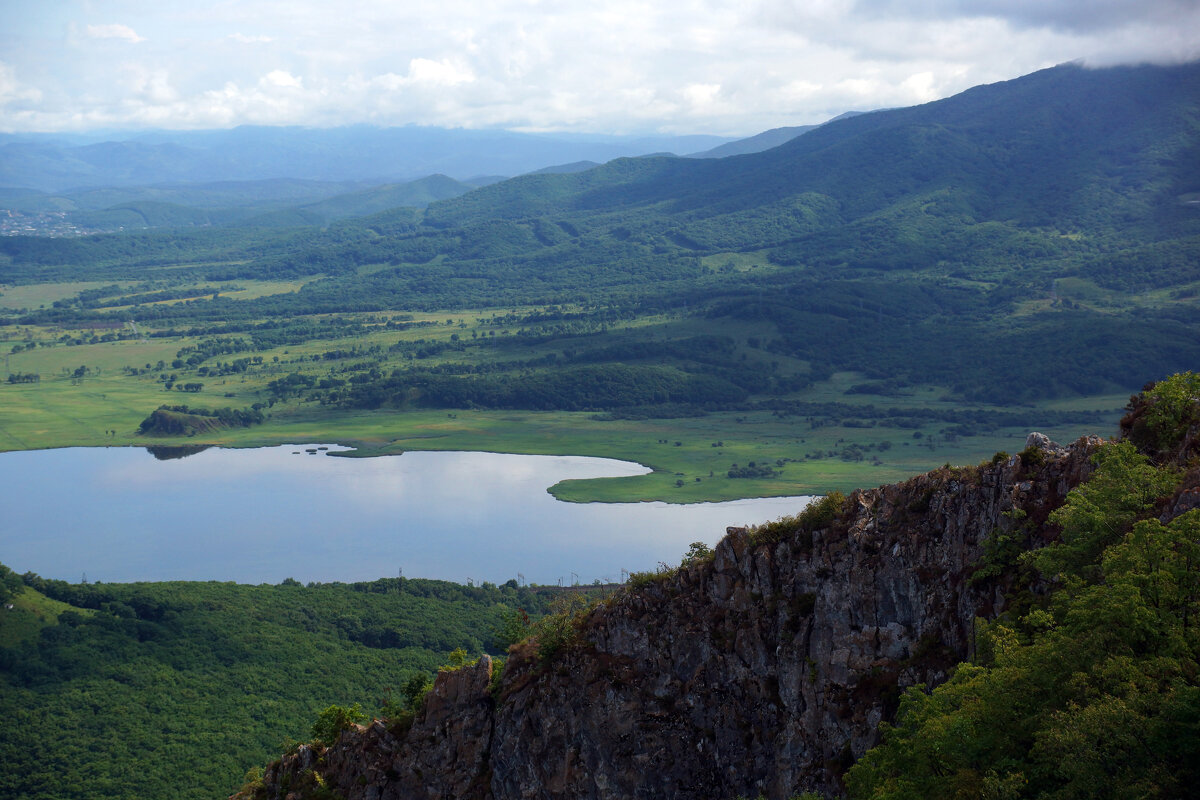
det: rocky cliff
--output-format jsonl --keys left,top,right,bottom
{"left": 242, "top": 432, "right": 1103, "bottom": 800}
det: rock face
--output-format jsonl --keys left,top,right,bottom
{"left": 248, "top": 434, "right": 1103, "bottom": 800}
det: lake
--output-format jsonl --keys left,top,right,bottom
{"left": 1, "top": 445, "right": 815, "bottom": 586}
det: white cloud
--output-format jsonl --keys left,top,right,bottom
{"left": 0, "top": 62, "right": 43, "bottom": 107}
{"left": 1, "top": 0, "right": 1196, "bottom": 134}
{"left": 228, "top": 33, "right": 274, "bottom": 44}
{"left": 85, "top": 23, "right": 145, "bottom": 43}
{"left": 405, "top": 58, "right": 476, "bottom": 87}
{"left": 262, "top": 70, "right": 303, "bottom": 89}
{"left": 126, "top": 67, "right": 178, "bottom": 104}
{"left": 683, "top": 83, "right": 723, "bottom": 112}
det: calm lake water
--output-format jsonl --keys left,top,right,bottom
{"left": 1, "top": 445, "right": 814, "bottom": 586}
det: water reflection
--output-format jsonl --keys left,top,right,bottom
{"left": 2, "top": 446, "right": 814, "bottom": 586}
{"left": 145, "top": 445, "right": 213, "bottom": 461}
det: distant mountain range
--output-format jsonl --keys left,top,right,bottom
{"left": 687, "top": 111, "right": 867, "bottom": 158}
{"left": 0, "top": 114, "right": 860, "bottom": 233}
{"left": 0, "top": 126, "right": 737, "bottom": 193}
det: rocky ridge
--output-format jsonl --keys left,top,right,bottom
{"left": 243, "top": 432, "right": 1104, "bottom": 800}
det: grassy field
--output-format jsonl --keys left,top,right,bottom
{"left": 0, "top": 281, "right": 136, "bottom": 310}
{"left": 0, "top": 286, "right": 1126, "bottom": 503}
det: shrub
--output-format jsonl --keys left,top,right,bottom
{"left": 680, "top": 541, "right": 714, "bottom": 567}
{"left": 748, "top": 491, "right": 846, "bottom": 547}
{"left": 309, "top": 703, "right": 367, "bottom": 747}
{"left": 531, "top": 594, "right": 596, "bottom": 662}
{"left": 1140, "top": 371, "right": 1200, "bottom": 450}
{"left": 1017, "top": 445, "right": 1046, "bottom": 470}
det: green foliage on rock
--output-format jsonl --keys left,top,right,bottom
{"left": 310, "top": 703, "right": 368, "bottom": 748}
{"left": 846, "top": 440, "right": 1200, "bottom": 799}
{"left": 1137, "top": 371, "right": 1200, "bottom": 451}
{"left": 749, "top": 491, "right": 846, "bottom": 547}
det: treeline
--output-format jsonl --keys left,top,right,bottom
{"left": 332, "top": 363, "right": 748, "bottom": 412}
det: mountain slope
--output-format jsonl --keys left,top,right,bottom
{"left": 688, "top": 112, "right": 868, "bottom": 159}
{"left": 425, "top": 61, "right": 1200, "bottom": 231}
{"left": 688, "top": 124, "right": 820, "bottom": 158}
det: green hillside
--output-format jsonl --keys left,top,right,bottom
{"left": 0, "top": 564, "right": 558, "bottom": 800}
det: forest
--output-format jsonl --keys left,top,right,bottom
{"left": 0, "top": 567, "right": 563, "bottom": 800}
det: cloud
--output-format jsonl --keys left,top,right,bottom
{"left": 228, "top": 33, "right": 274, "bottom": 44}
{"left": 85, "top": 23, "right": 145, "bottom": 43}
{"left": 403, "top": 58, "right": 476, "bottom": 87}
{"left": 125, "top": 67, "right": 178, "bottom": 104}
{"left": 3, "top": 0, "right": 1197, "bottom": 134}
{"left": 261, "top": 70, "right": 302, "bottom": 89}
{"left": 0, "top": 62, "right": 43, "bottom": 107}
{"left": 856, "top": 0, "right": 1200, "bottom": 35}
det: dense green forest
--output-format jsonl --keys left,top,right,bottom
{"left": 0, "top": 569, "right": 561, "bottom": 800}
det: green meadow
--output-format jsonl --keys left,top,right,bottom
{"left": 0, "top": 290, "right": 1122, "bottom": 502}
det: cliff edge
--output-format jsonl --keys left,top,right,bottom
{"left": 237, "top": 428, "right": 1110, "bottom": 800}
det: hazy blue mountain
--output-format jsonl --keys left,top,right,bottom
{"left": 248, "top": 174, "right": 482, "bottom": 225}
{"left": 0, "top": 179, "right": 371, "bottom": 213}
{"left": 0, "top": 126, "right": 734, "bottom": 192}
{"left": 687, "top": 112, "right": 868, "bottom": 158}
{"left": 687, "top": 125, "right": 820, "bottom": 158}
{"left": 528, "top": 161, "right": 603, "bottom": 175}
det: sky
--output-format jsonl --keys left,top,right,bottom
{"left": 1, "top": 0, "right": 1198, "bottom": 137}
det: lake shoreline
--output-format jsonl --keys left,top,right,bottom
{"left": 1, "top": 445, "right": 816, "bottom": 586}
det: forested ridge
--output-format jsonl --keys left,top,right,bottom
{"left": 0, "top": 570, "right": 561, "bottom": 800}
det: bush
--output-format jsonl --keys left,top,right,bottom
{"left": 748, "top": 491, "right": 846, "bottom": 547}
{"left": 1141, "top": 371, "right": 1200, "bottom": 450}
{"left": 681, "top": 541, "right": 714, "bottom": 567}
{"left": 531, "top": 594, "right": 596, "bottom": 662}
{"left": 309, "top": 703, "right": 367, "bottom": 747}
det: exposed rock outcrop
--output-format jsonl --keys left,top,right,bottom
{"left": 246, "top": 433, "right": 1104, "bottom": 800}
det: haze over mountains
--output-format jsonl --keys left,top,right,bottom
{"left": 4, "top": 60, "right": 1199, "bottom": 404}
{"left": 0, "top": 122, "right": 840, "bottom": 234}
{"left": 0, "top": 127, "right": 740, "bottom": 193}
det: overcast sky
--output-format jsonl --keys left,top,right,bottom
{"left": 2, "top": 0, "right": 1198, "bottom": 136}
